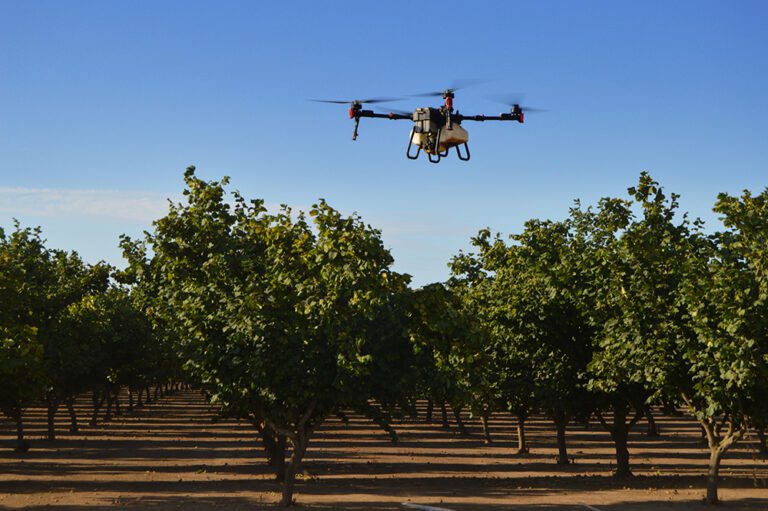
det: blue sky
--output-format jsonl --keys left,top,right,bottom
{"left": 2, "top": 1, "right": 766, "bottom": 285}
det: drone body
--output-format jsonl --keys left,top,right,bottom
{"left": 313, "top": 88, "right": 534, "bottom": 163}
{"left": 409, "top": 107, "right": 470, "bottom": 162}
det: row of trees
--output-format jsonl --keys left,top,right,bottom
{"left": 443, "top": 173, "right": 768, "bottom": 504}
{"left": 0, "top": 224, "right": 180, "bottom": 450}
{"left": 120, "top": 168, "right": 766, "bottom": 505}
{"left": 3, "top": 168, "right": 766, "bottom": 506}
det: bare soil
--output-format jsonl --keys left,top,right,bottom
{"left": 1, "top": 390, "right": 767, "bottom": 510}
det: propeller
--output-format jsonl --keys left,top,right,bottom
{"left": 408, "top": 79, "right": 488, "bottom": 97}
{"left": 309, "top": 97, "right": 400, "bottom": 105}
{"left": 488, "top": 93, "right": 548, "bottom": 112}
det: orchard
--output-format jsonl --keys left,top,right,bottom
{"left": 2, "top": 168, "right": 767, "bottom": 507}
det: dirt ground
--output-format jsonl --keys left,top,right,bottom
{"left": 1, "top": 390, "right": 767, "bottom": 510}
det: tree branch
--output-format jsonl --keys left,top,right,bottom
{"left": 628, "top": 408, "right": 644, "bottom": 428}
{"left": 701, "top": 419, "right": 717, "bottom": 450}
{"left": 595, "top": 411, "right": 612, "bottom": 434}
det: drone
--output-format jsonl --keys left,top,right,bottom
{"left": 312, "top": 87, "right": 541, "bottom": 163}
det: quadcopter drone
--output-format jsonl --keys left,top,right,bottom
{"left": 312, "top": 87, "right": 541, "bottom": 163}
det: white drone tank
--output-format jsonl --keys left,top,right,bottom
{"left": 411, "top": 125, "right": 469, "bottom": 154}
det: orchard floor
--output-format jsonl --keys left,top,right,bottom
{"left": 1, "top": 390, "right": 767, "bottom": 510}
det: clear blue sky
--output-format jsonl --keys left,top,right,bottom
{"left": 2, "top": 1, "right": 766, "bottom": 285}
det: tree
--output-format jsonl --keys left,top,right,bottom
{"left": 37, "top": 251, "right": 111, "bottom": 440}
{"left": 1, "top": 222, "right": 156, "bottom": 440}
{"left": 409, "top": 283, "right": 480, "bottom": 435}
{"left": 451, "top": 229, "right": 543, "bottom": 454}
{"left": 0, "top": 225, "right": 48, "bottom": 451}
{"left": 447, "top": 242, "right": 501, "bottom": 442}
{"left": 568, "top": 185, "right": 653, "bottom": 478}
{"left": 677, "top": 188, "right": 768, "bottom": 504}
{"left": 500, "top": 219, "right": 594, "bottom": 464}
{"left": 0, "top": 326, "right": 43, "bottom": 451}
{"left": 127, "top": 167, "right": 414, "bottom": 506}
{"left": 451, "top": 220, "right": 594, "bottom": 461}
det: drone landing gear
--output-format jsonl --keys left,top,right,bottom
{"left": 455, "top": 142, "right": 470, "bottom": 161}
{"left": 406, "top": 128, "right": 471, "bottom": 163}
{"left": 406, "top": 128, "right": 421, "bottom": 159}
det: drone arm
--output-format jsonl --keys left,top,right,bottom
{"left": 351, "top": 110, "right": 411, "bottom": 141}
{"left": 358, "top": 110, "right": 413, "bottom": 120}
{"left": 455, "top": 113, "right": 522, "bottom": 123}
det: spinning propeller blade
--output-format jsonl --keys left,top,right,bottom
{"left": 309, "top": 97, "right": 400, "bottom": 105}
{"left": 488, "top": 93, "right": 548, "bottom": 112}
{"left": 408, "top": 79, "right": 488, "bottom": 97}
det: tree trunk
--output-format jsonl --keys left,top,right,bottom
{"left": 154, "top": 384, "right": 160, "bottom": 401}
{"left": 128, "top": 388, "right": 134, "bottom": 413}
{"left": 114, "top": 392, "right": 122, "bottom": 416}
{"left": 46, "top": 394, "right": 59, "bottom": 441}
{"left": 554, "top": 411, "right": 569, "bottom": 465}
{"left": 596, "top": 405, "right": 636, "bottom": 478}
{"left": 440, "top": 402, "right": 449, "bottom": 428}
{"left": 408, "top": 399, "right": 418, "bottom": 421}
{"left": 705, "top": 446, "right": 724, "bottom": 505}
{"left": 613, "top": 425, "right": 631, "bottom": 477}
{"left": 452, "top": 406, "right": 469, "bottom": 436}
{"left": 280, "top": 433, "right": 310, "bottom": 507}
{"left": 662, "top": 400, "right": 681, "bottom": 416}
{"left": 90, "top": 389, "right": 104, "bottom": 426}
{"left": 104, "top": 392, "right": 113, "bottom": 421}
{"left": 480, "top": 412, "right": 492, "bottom": 444}
{"left": 136, "top": 387, "right": 144, "bottom": 408}
{"left": 700, "top": 419, "right": 743, "bottom": 505}
{"left": 255, "top": 421, "right": 287, "bottom": 481}
{"left": 273, "top": 434, "right": 287, "bottom": 482}
{"left": 425, "top": 399, "right": 433, "bottom": 423}
{"left": 645, "top": 406, "right": 659, "bottom": 437}
{"left": 66, "top": 397, "right": 78, "bottom": 433}
{"left": 611, "top": 406, "right": 631, "bottom": 477}
{"left": 757, "top": 428, "right": 767, "bottom": 455}
{"left": 515, "top": 414, "right": 528, "bottom": 454}
{"left": 13, "top": 409, "right": 28, "bottom": 452}
{"left": 145, "top": 385, "right": 152, "bottom": 403}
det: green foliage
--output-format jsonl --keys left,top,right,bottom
{"left": 680, "top": 189, "right": 768, "bottom": 427}
{"left": 0, "top": 225, "right": 48, "bottom": 422}
{"left": 40, "top": 252, "right": 113, "bottom": 401}
{"left": 450, "top": 217, "right": 594, "bottom": 424}
{"left": 4, "top": 168, "right": 767, "bottom": 504}
{"left": 0, "top": 221, "right": 159, "bottom": 441}
{"left": 409, "top": 283, "right": 480, "bottom": 409}
{"left": 0, "top": 328, "right": 44, "bottom": 421}
{"left": 579, "top": 173, "right": 697, "bottom": 400}
{"left": 125, "top": 167, "right": 415, "bottom": 503}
